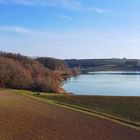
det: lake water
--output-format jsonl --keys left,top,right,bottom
{"left": 63, "top": 71, "right": 140, "bottom": 96}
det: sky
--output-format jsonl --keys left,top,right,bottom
{"left": 0, "top": 0, "right": 140, "bottom": 59}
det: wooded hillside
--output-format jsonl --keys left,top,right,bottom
{"left": 0, "top": 52, "right": 64, "bottom": 93}
{"left": 65, "top": 59, "right": 140, "bottom": 71}
{"left": 37, "top": 57, "right": 80, "bottom": 79}
{"left": 36, "top": 57, "right": 69, "bottom": 71}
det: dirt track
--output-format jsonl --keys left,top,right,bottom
{"left": 0, "top": 90, "right": 140, "bottom": 140}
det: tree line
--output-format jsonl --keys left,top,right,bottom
{"left": 0, "top": 52, "right": 65, "bottom": 93}
{"left": 64, "top": 58, "right": 140, "bottom": 71}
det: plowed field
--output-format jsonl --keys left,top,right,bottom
{"left": 0, "top": 90, "right": 140, "bottom": 140}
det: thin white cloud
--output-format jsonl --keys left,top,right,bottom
{"left": 0, "top": 0, "right": 35, "bottom": 5}
{"left": 0, "top": 0, "right": 111, "bottom": 14}
{"left": 13, "top": 0, "right": 36, "bottom": 6}
{"left": 58, "top": 14, "right": 72, "bottom": 20}
{"left": 94, "top": 7, "right": 111, "bottom": 14}
{"left": 0, "top": 25, "right": 34, "bottom": 34}
{"left": 87, "top": 7, "right": 111, "bottom": 14}
{"left": 0, "top": 0, "right": 82, "bottom": 10}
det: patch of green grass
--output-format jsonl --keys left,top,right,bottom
{"left": 36, "top": 94, "right": 140, "bottom": 125}
{"left": 11, "top": 89, "right": 34, "bottom": 96}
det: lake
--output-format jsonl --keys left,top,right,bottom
{"left": 63, "top": 71, "right": 140, "bottom": 96}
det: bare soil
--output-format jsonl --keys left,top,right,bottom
{"left": 0, "top": 90, "right": 140, "bottom": 140}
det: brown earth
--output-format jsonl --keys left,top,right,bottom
{"left": 0, "top": 90, "right": 140, "bottom": 140}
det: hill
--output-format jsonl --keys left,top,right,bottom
{"left": 0, "top": 52, "right": 64, "bottom": 93}
{"left": 65, "top": 58, "right": 140, "bottom": 72}
{"left": 37, "top": 57, "right": 80, "bottom": 79}
{"left": 36, "top": 57, "right": 69, "bottom": 71}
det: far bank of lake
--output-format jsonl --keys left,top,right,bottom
{"left": 63, "top": 71, "right": 140, "bottom": 96}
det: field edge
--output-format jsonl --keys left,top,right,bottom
{"left": 10, "top": 89, "right": 140, "bottom": 131}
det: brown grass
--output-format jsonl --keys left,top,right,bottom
{"left": 0, "top": 89, "right": 140, "bottom": 140}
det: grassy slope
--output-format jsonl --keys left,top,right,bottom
{"left": 13, "top": 90, "right": 140, "bottom": 128}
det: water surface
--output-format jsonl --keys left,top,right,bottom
{"left": 63, "top": 71, "right": 140, "bottom": 96}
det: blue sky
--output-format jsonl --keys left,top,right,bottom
{"left": 0, "top": 0, "right": 140, "bottom": 59}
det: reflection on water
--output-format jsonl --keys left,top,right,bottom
{"left": 63, "top": 71, "right": 140, "bottom": 96}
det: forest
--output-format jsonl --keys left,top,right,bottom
{"left": 0, "top": 52, "right": 67, "bottom": 93}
